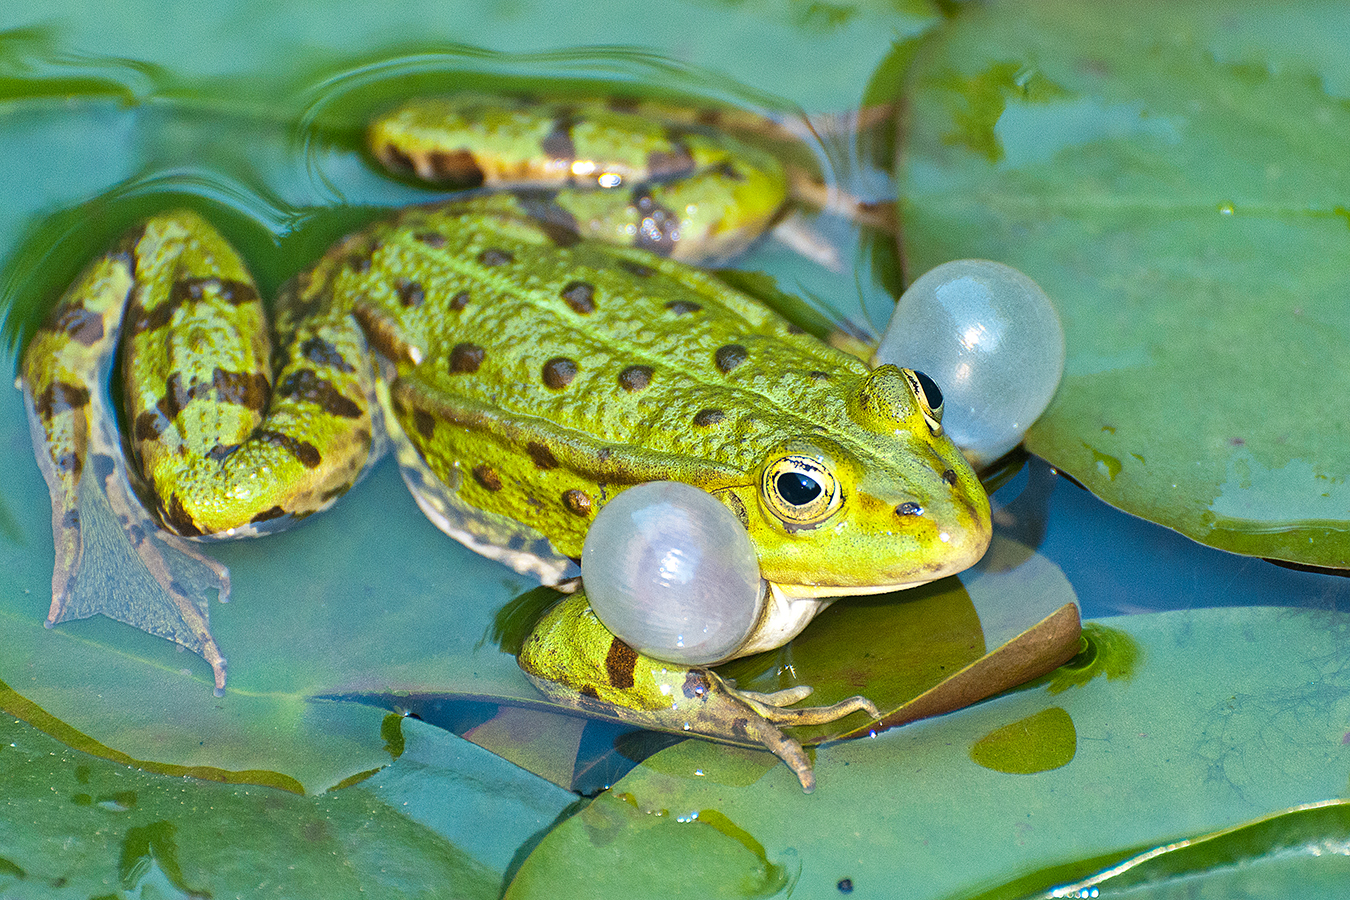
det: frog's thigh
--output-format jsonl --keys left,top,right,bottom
{"left": 517, "top": 591, "right": 832, "bottom": 792}
{"left": 376, "top": 377, "right": 576, "bottom": 585}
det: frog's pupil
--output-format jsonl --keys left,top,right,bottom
{"left": 777, "top": 472, "right": 822, "bottom": 506}
{"left": 914, "top": 369, "right": 943, "bottom": 411}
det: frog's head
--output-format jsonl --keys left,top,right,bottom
{"left": 738, "top": 364, "right": 991, "bottom": 603}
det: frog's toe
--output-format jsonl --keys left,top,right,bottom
{"left": 732, "top": 687, "right": 881, "bottom": 727}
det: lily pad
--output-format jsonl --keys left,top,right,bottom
{"left": 973, "top": 800, "right": 1350, "bottom": 899}
{"left": 506, "top": 604, "right": 1350, "bottom": 898}
{"left": 896, "top": 0, "right": 1350, "bottom": 568}
{"left": 0, "top": 709, "right": 579, "bottom": 899}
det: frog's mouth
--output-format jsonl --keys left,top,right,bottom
{"left": 766, "top": 517, "right": 993, "bottom": 603}
{"left": 769, "top": 574, "right": 956, "bottom": 602}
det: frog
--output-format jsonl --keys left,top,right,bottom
{"left": 19, "top": 94, "right": 992, "bottom": 791}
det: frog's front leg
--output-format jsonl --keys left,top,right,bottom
{"left": 517, "top": 592, "right": 879, "bottom": 792}
{"left": 20, "top": 211, "right": 378, "bottom": 691}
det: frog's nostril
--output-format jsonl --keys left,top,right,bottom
{"left": 895, "top": 502, "right": 923, "bottom": 517}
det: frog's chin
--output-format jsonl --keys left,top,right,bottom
{"left": 770, "top": 579, "right": 935, "bottom": 602}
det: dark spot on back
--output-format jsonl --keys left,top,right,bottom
{"left": 618, "top": 260, "right": 654, "bottom": 278}
{"left": 527, "top": 442, "right": 559, "bottom": 470}
{"left": 320, "top": 483, "right": 351, "bottom": 503}
{"left": 413, "top": 408, "right": 435, "bottom": 439}
{"left": 450, "top": 291, "right": 470, "bottom": 311}
{"left": 710, "top": 159, "right": 746, "bottom": 182}
{"left": 473, "top": 464, "right": 503, "bottom": 492}
{"left": 942, "top": 469, "right": 958, "bottom": 486}
{"left": 560, "top": 281, "right": 595, "bottom": 314}
{"left": 665, "top": 300, "right": 701, "bottom": 316}
{"left": 810, "top": 371, "right": 830, "bottom": 381}
{"left": 276, "top": 369, "right": 361, "bottom": 418}
{"left": 563, "top": 489, "right": 591, "bottom": 516}
{"left": 414, "top": 230, "right": 447, "bottom": 248}
{"left": 127, "top": 296, "right": 174, "bottom": 335}
{"left": 693, "top": 408, "right": 725, "bottom": 427}
{"left": 896, "top": 502, "right": 923, "bottom": 517}
{"left": 714, "top": 344, "right": 748, "bottom": 374}
{"left": 449, "top": 343, "right": 486, "bottom": 374}
{"left": 478, "top": 248, "right": 514, "bottom": 266}
{"left": 351, "top": 303, "right": 412, "bottom": 365}
{"left": 300, "top": 336, "right": 356, "bottom": 373}
{"left": 258, "top": 429, "right": 322, "bottom": 468}
{"left": 786, "top": 323, "right": 806, "bottom": 335}
{"left": 173, "top": 277, "right": 259, "bottom": 308}
{"left": 618, "top": 365, "right": 653, "bottom": 393}
{"left": 396, "top": 278, "right": 424, "bottom": 307}
{"left": 156, "top": 372, "right": 190, "bottom": 423}
{"left": 542, "top": 357, "right": 578, "bottom": 389}
{"left": 605, "top": 639, "right": 638, "bottom": 690}
{"left": 428, "top": 148, "right": 486, "bottom": 188}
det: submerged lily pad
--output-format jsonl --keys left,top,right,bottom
{"left": 897, "top": 0, "right": 1350, "bottom": 568}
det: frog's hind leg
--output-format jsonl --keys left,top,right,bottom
{"left": 21, "top": 212, "right": 380, "bottom": 691}
{"left": 125, "top": 214, "right": 379, "bottom": 539}
{"left": 518, "top": 592, "right": 880, "bottom": 792}
{"left": 21, "top": 231, "right": 232, "bottom": 691}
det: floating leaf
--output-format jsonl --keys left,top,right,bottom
{"left": 897, "top": 0, "right": 1350, "bottom": 568}
{"left": 508, "top": 605, "right": 1350, "bottom": 898}
{"left": 0, "top": 713, "right": 516, "bottom": 899}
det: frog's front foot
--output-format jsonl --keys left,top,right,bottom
{"left": 517, "top": 592, "right": 878, "bottom": 792}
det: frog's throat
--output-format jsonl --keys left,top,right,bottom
{"left": 743, "top": 575, "right": 953, "bottom": 658}
{"left": 735, "top": 583, "right": 832, "bottom": 658}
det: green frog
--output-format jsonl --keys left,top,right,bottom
{"left": 20, "top": 95, "right": 991, "bottom": 791}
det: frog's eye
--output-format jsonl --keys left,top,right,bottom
{"left": 902, "top": 368, "right": 944, "bottom": 434}
{"left": 762, "top": 455, "right": 842, "bottom": 527}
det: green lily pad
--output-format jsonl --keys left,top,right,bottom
{"left": 506, "top": 605, "right": 1350, "bottom": 898}
{"left": 972, "top": 800, "right": 1350, "bottom": 899}
{"left": 896, "top": 0, "right": 1350, "bottom": 568}
{"left": 0, "top": 707, "right": 586, "bottom": 898}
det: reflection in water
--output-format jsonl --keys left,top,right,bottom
{"left": 1005, "top": 458, "right": 1350, "bottom": 619}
